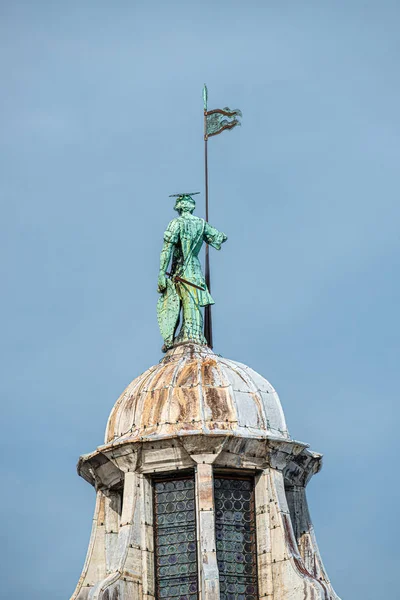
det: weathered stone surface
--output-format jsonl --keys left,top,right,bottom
{"left": 71, "top": 343, "right": 341, "bottom": 600}
{"left": 105, "top": 344, "right": 289, "bottom": 445}
{"left": 194, "top": 460, "right": 220, "bottom": 600}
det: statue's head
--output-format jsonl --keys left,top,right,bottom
{"left": 174, "top": 194, "right": 196, "bottom": 214}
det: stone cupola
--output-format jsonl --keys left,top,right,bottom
{"left": 71, "top": 343, "right": 340, "bottom": 600}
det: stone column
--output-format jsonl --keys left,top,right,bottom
{"left": 255, "top": 471, "right": 274, "bottom": 599}
{"left": 140, "top": 475, "right": 155, "bottom": 600}
{"left": 255, "top": 467, "right": 330, "bottom": 600}
{"left": 105, "top": 490, "right": 121, "bottom": 573}
{"left": 192, "top": 455, "right": 220, "bottom": 600}
{"left": 285, "top": 484, "right": 339, "bottom": 599}
{"left": 71, "top": 491, "right": 108, "bottom": 599}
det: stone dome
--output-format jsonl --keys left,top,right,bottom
{"left": 105, "top": 343, "right": 289, "bottom": 445}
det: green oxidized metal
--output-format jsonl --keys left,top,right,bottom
{"left": 203, "top": 83, "right": 208, "bottom": 111}
{"left": 205, "top": 107, "right": 242, "bottom": 138}
{"left": 157, "top": 194, "right": 227, "bottom": 351}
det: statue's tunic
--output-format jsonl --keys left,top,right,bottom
{"left": 164, "top": 214, "right": 226, "bottom": 307}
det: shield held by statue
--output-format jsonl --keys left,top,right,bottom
{"left": 157, "top": 278, "right": 181, "bottom": 346}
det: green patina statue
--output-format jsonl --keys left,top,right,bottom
{"left": 157, "top": 193, "right": 227, "bottom": 351}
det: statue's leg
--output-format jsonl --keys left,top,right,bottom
{"left": 175, "top": 285, "right": 207, "bottom": 345}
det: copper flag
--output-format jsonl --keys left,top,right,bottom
{"left": 205, "top": 107, "right": 242, "bottom": 139}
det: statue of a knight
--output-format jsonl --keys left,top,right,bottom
{"left": 157, "top": 193, "right": 227, "bottom": 351}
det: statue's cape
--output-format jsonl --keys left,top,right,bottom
{"left": 157, "top": 278, "right": 180, "bottom": 343}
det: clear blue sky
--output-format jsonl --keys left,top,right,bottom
{"left": 1, "top": 1, "right": 399, "bottom": 598}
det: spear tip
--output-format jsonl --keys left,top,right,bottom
{"left": 203, "top": 84, "right": 208, "bottom": 111}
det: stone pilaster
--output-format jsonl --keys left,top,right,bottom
{"left": 192, "top": 454, "right": 220, "bottom": 600}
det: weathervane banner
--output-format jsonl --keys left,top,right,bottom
{"left": 203, "top": 84, "right": 242, "bottom": 140}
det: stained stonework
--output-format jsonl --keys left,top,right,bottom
{"left": 71, "top": 343, "right": 340, "bottom": 600}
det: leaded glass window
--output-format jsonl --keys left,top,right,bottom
{"left": 214, "top": 476, "right": 258, "bottom": 600}
{"left": 153, "top": 475, "right": 198, "bottom": 600}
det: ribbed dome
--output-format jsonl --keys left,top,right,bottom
{"left": 105, "top": 343, "right": 290, "bottom": 444}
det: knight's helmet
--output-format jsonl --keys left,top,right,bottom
{"left": 71, "top": 191, "right": 341, "bottom": 600}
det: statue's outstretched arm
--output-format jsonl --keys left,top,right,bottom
{"left": 204, "top": 221, "right": 228, "bottom": 250}
{"left": 158, "top": 241, "right": 174, "bottom": 293}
